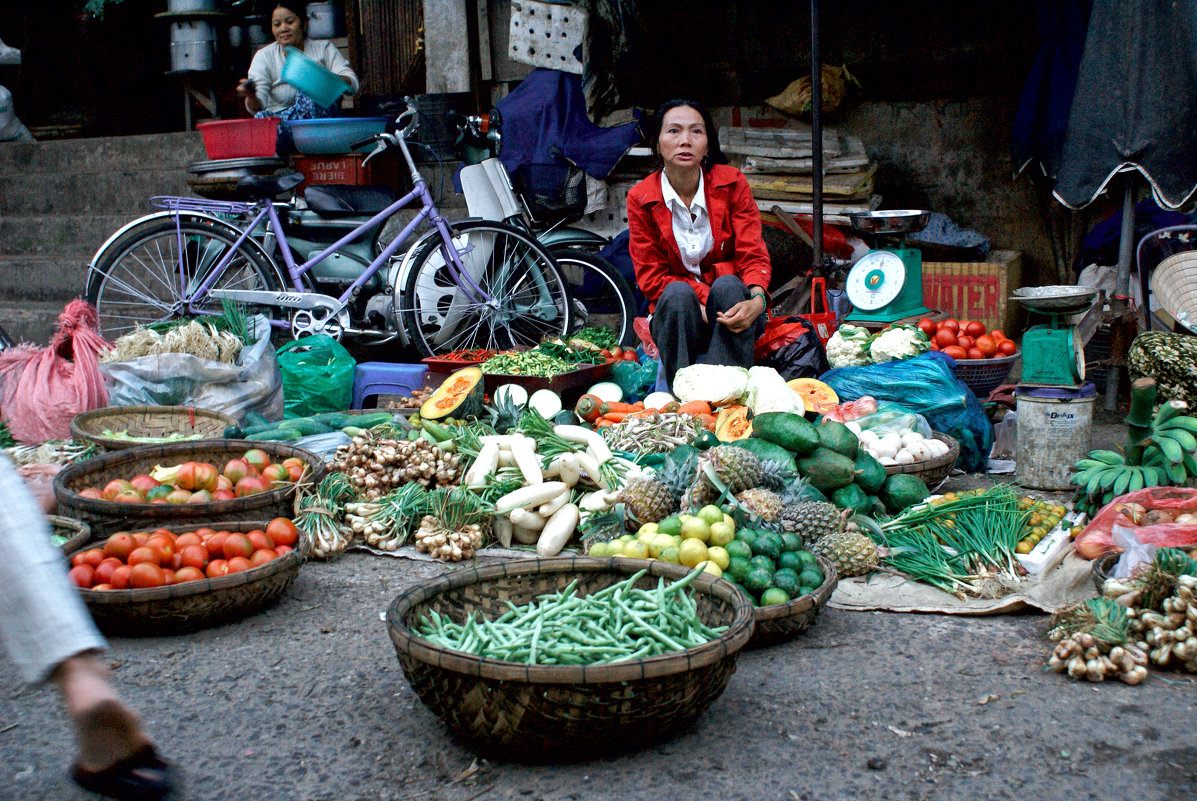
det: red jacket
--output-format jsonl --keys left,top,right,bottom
{"left": 626, "top": 163, "right": 772, "bottom": 311}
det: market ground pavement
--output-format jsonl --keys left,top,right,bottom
{"left": 2, "top": 414, "right": 1195, "bottom": 801}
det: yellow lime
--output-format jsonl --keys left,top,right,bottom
{"left": 588, "top": 541, "right": 609, "bottom": 557}
{"left": 696, "top": 560, "right": 723, "bottom": 578}
{"left": 680, "top": 516, "right": 711, "bottom": 543}
{"left": 698, "top": 505, "right": 725, "bottom": 526}
{"left": 708, "top": 521, "right": 735, "bottom": 547}
{"left": 679, "top": 514, "right": 695, "bottom": 525}
{"left": 659, "top": 546, "right": 681, "bottom": 564}
{"left": 678, "top": 538, "right": 709, "bottom": 568}
{"left": 672, "top": 535, "right": 684, "bottom": 547}
{"left": 618, "top": 534, "right": 634, "bottom": 544}
{"left": 657, "top": 516, "right": 683, "bottom": 537}
{"left": 638, "top": 522, "right": 659, "bottom": 536}
{"left": 649, "top": 534, "right": 674, "bottom": 559}
{"left": 707, "top": 546, "right": 730, "bottom": 571}
{"left": 622, "top": 539, "right": 650, "bottom": 559}
{"left": 723, "top": 512, "right": 735, "bottom": 528}
{"left": 605, "top": 540, "right": 624, "bottom": 556}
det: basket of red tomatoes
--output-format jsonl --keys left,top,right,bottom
{"left": 917, "top": 318, "right": 1019, "bottom": 398}
{"left": 64, "top": 518, "right": 305, "bottom": 636}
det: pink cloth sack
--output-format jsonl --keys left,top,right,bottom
{"left": 0, "top": 300, "right": 110, "bottom": 444}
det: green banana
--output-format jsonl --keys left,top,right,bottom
{"left": 1089, "top": 449, "right": 1125, "bottom": 465}
{"left": 1160, "top": 426, "right": 1197, "bottom": 453}
{"left": 1102, "top": 489, "right": 1115, "bottom": 505}
{"left": 1159, "top": 415, "right": 1197, "bottom": 435}
{"left": 1111, "top": 469, "right": 1132, "bottom": 497}
{"left": 1144, "top": 447, "right": 1166, "bottom": 467}
{"left": 1156, "top": 434, "right": 1185, "bottom": 465}
{"left": 1085, "top": 469, "right": 1107, "bottom": 497}
{"left": 1153, "top": 401, "right": 1188, "bottom": 427}
{"left": 1142, "top": 466, "right": 1164, "bottom": 487}
{"left": 1166, "top": 459, "right": 1188, "bottom": 485}
{"left": 1074, "top": 459, "right": 1106, "bottom": 471}
{"left": 1127, "top": 467, "right": 1145, "bottom": 493}
{"left": 1183, "top": 449, "right": 1197, "bottom": 478}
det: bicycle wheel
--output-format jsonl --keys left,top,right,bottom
{"left": 86, "top": 217, "right": 282, "bottom": 339}
{"left": 398, "top": 221, "right": 571, "bottom": 356}
{"left": 551, "top": 248, "right": 637, "bottom": 347}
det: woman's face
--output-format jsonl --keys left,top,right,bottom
{"left": 657, "top": 105, "right": 709, "bottom": 172}
{"left": 271, "top": 6, "right": 305, "bottom": 47}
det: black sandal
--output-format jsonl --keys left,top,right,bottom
{"left": 71, "top": 744, "right": 179, "bottom": 801}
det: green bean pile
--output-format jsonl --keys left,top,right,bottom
{"left": 416, "top": 568, "right": 728, "bottom": 665}
{"left": 480, "top": 350, "right": 577, "bottom": 377}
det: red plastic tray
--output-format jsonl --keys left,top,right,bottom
{"left": 481, "top": 362, "right": 612, "bottom": 395}
{"left": 421, "top": 356, "right": 487, "bottom": 372}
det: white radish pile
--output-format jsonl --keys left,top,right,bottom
{"left": 849, "top": 423, "right": 950, "bottom": 466}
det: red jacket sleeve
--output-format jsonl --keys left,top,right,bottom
{"left": 627, "top": 183, "right": 710, "bottom": 308}
{"left": 726, "top": 171, "right": 772, "bottom": 294}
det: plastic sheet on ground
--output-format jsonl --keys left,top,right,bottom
{"left": 828, "top": 552, "right": 1095, "bottom": 615}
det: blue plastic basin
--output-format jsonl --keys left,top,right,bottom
{"left": 280, "top": 46, "right": 350, "bottom": 108}
{"left": 284, "top": 117, "right": 389, "bottom": 155}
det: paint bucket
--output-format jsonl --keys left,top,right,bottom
{"left": 1015, "top": 383, "right": 1097, "bottom": 490}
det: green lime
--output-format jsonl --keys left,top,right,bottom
{"left": 796, "top": 550, "right": 818, "bottom": 568}
{"left": 780, "top": 532, "right": 803, "bottom": 553}
{"left": 725, "top": 540, "right": 753, "bottom": 561}
{"left": 735, "top": 528, "right": 760, "bottom": 547}
{"left": 657, "top": 516, "right": 683, "bottom": 537}
{"left": 799, "top": 566, "right": 825, "bottom": 588}
{"left": 727, "top": 556, "right": 753, "bottom": 583}
{"left": 751, "top": 533, "right": 783, "bottom": 561}
{"left": 776, "top": 551, "right": 803, "bottom": 572}
{"left": 744, "top": 568, "right": 774, "bottom": 596}
{"left": 760, "top": 588, "right": 791, "bottom": 606}
{"left": 798, "top": 584, "right": 818, "bottom": 598}
{"left": 771, "top": 568, "right": 802, "bottom": 598}
{"left": 748, "top": 555, "right": 776, "bottom": 574}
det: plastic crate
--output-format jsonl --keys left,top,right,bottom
{"left": 196, "top": 118, "right": 280, "bottom": 160}
{"left": 951, "top": 351, "right": 1019, "bottom": 398}
{"left": 293, "top": 154, "right": 401, "bottom": 192}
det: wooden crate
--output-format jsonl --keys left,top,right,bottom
{"left": 922, "top": 250, "right": 1023, "bottom": 334}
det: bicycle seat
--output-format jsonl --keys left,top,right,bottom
{"left": 236, "top": 171, "right": 306, "bottom": 200}
{"left": 303, "top": 184, "right": 397, "bottom": 218}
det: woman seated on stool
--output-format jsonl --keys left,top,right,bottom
{"left": 627, "top": 99, "right": 772, "bottom": 392}
{"left": 236, "top": 3, "right": 359, "bottom": 122}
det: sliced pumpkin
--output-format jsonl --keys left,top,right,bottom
{"left": 787, "top": 378, "right": 839, "bottom": 415}
{"left": 420, "top": 366, "right": 485, "bottom": 421}
{"left": 714, "top": 405, "right": 753, "bottom": 442}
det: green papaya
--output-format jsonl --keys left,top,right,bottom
{"left": 881, "top": 474, "right": 930, "bottom": 514}
{"left": 730, "top": 438, "right": 798, "bottom": 473}
{"left": 796, "top": 447, "right": 859, "bottom": 493}
{"left": 854, "top": 452, "right": 887, "bottom": 495}
{"left": 816, "top": 421, "right": 860, "bottom": 458}
{"left": 751, "top": 412, "right": 820, "bottom": 456}
{"left": 830, "top": 483, "right": 873, "bottom": 515}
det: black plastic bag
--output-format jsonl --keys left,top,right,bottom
{"left": 759, "top": 322, "right": 830, "bottom": 381}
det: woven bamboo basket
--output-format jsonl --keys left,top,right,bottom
{"left": 52, "top": 440, "right": 324, "bottom": 539}
{"left": 749, "top": 554, "right": 838, "bottom": 648}
{"left": 70, "top": 405, "right": 237, "bottom": 451}
{"left": 49, "top": 515, "right": 91, "bottom": 555}
{"left": 387, "top": 556, "right": 755, "bottom": 761}
{"left": 883, "top": 432, "right": 959, "bottom": 487}
{"left": 1092, "top": 551, "right": 1120, "bottom": 594}
{"left": 63, "top": 520, "right": 306, "bottom": 636}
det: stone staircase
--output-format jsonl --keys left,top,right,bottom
{"left": 0, "top": 132, "right": 205, "bottom": 345}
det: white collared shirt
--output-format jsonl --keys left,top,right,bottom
{"left": 661, "top": 171, "right": 713, "bottom": 278}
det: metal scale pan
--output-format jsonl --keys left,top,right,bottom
{"left": 1011, "top": 285, "right": 1098, "bottom": 317}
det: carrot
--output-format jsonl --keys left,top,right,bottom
{"left": 598, "top": 401, "right": 642, "bottom": 416}
{"left": 625, "top": 409, "right": 659, "bottom": 419}
{"left": 599, "top": 411, "right": 632, "bottom": 423}
{"left": 574, "top": 394, "right": 605, "bottom": 423}
{"left": 695, "top": 413, "right": 717, "bottom": 431}
{"left": 676, "top": 400, "right": 713, "bottom": 416}
{"left": 594, "top": 418, "right": 618, "bottom": 429}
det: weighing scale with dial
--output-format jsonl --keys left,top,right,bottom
{"left": 1011, "top": 286, "right": 1101, "bottom": 387}
{"left": 845, "top": 210, "right": 933, "bottom": 323}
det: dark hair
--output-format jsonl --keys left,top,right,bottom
{"left": 649, "top": 99, "right": 726, "bottom": 170}
{"left": 273, "top": 4, "right": 307, "bottom": 29}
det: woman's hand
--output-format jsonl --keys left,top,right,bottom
{"left": 237, "top": 78, "right": 262, "bottom": 112}
{"left": 716, "top": 295, "right": 765, "bottom": 333}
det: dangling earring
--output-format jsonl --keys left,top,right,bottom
{"left": 701, "top": 154, "right": 710, "bottom": 168}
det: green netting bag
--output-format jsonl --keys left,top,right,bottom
{"left": 276, "top": 335, "right": 356, "bottom": 418}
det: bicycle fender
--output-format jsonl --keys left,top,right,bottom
{"left": 88, "top": 211, "right": 286, "bottom": 288}
{"left": 539, "top": 227, "right": 608, "bottom": 252}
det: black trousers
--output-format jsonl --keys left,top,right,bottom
{"left": 650, "top": 275, "right": 765, "bottom": 392}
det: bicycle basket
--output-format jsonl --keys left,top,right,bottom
{"left": 512, "top": 163, "right": 588, "bottom": 224}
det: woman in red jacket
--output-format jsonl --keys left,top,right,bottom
{"left": 627, "top": 99, "right": 772, "bottom": 391}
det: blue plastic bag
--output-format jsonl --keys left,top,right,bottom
{"left": 820, "top": 353, "right": 994, "bottom": 472}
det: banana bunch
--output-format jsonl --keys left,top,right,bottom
{"left": 1072, "top": 402, "right": 1197, "bottom": 516}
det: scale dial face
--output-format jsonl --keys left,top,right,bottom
{"left": 845, "top": 251, "right": 907, "bottom": 311}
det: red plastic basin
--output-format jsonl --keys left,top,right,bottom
{"left": 197, "top": 117, "right": 280, "bottom": 160}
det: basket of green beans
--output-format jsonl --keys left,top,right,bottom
{"left": 386, "top": 557, "right": 755, "bottom": 760}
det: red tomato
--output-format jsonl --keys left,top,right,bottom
{"left": 942, "top": 345, "right": 967, "bottom": 360}
{"left": 150, "top": 528, "right": 175, "bottom": 541}
{"left": 102, "top": 479, "right": 134, "bottom": 501}
{"left": 916, "top": 318, "right": 936, "bottom": 336}
{"left": 942, "top": 318, "right": 960, "bottom": 332}
{"left": 600, "top": 348, "right": 611, "bottom": 359}
{"left": 81, "top": 548, "right": 105, "bottom": 568}
{"left": 266, "top": 518, "right": 299, "bottom": 548}
{"left": 127, "top": 546, "right": 159, "bottom": 567}
{"left": 956, "top": 335, "right": 975, "bottom": 351}
{"left": 147, "top": 536, "right": 175, "bottom": 563}
{"left": 260, "top": 464, "right": 290, "bottom": 485}
{"left": 206, "top": 559, "right": 230, "bottom": 579}
{"left": 934, "top": 329, "right": 957, "bottom": 347}
{"left": 964, "top": 321, "right": 986, "bottom": 338}
{"left": 110, "top": 565, "right": 133, "bottom": 590}
{"left": 94, "top": 559, "right": 122, "bottom": 586}
{"left": 226, "top": 556, "right": 253, "bottom": 573}
{"left": 610, "top": 346, "right": 623, "bottom": 359}
{"left": 990, "top": 329, "right": 1006, "bottom": 342}
{"left": 175, "top": 532, "right": 203, "bottom": 549}
{"left": 249, "top": 549, "right": 276, "bottom": 568}
{"left": 92, "top": 584, "right": 113, "bottom": 591}
{"left": 235, "top": 475, "right": 271, "bottom": 497}
{"left": 216, "top": 475, "right": 234, "bottom": 492}
{"left": 223, "top": 533, "right": 255, "bottom": 561}
{"left": 212, "top": 489, "right": 236, "bottom": 501}
{"left": 205, "top": 532, "right": 228, "bottom": 560}
{"left": 967, "top": 347, "right": 984, "bottom": 360}
{"left": 997, "top": 338, "right": 1017, "bottom": 356}
{"left": 174, "top": 566, "right": 206, "bottom": 583}
{"left": 175, "top": 462, "right": 198, "bottom": 491}
{"left": 170, "top": 553, "right": 184, "bottom": 571}
{"left": 222, "top": 459, "right": 251, "bottom": 485}
{"left": 192, "top": 463, "right": 219, "bottom": 493}
{"left": 79, "top": 488, "right": 104, "bottom": 500}
{"left": 975, "top": 335, "right": 997, "bottom": 357}
{"left": 129, "top": 475, "right": 160, "bottom": 494}
{"left": 275, "top": 545, "right": 294, "bottom": 557}
{"left": 180, "top": 545, "right": 210, "bottom": 570}
{"left": 929, "top": 342, "right": 940, "bottom": 351}
{"left": 68, "top": 564, "right": 95, "bottom": 589}
{"left": 131, "top": 532, "right": 149, "bottom": 546}
{"left": 161, "top": 568, "right": 175, "bottom": 586}
{"left": 285, "top": 465, "right": 304, "bottom": 482}
{"left": 113, "top": 489, "right": 145, "bottom": 504}
{"left": 621, "top": 351, "right": 638, "bottom": 362}
{"left": 128, "top": 563, "right": 165, "bottom": 589}
{"left": 242, "top": 449, "right": 270, "bottom": 472}
{"left": 282, "top": 457, "right": 304, "bottom": 472}
{"left": 247, "top": 531, "right": 275, "bottom": 552}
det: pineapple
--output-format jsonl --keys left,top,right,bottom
{"left": 776, "top": 500, "right": 844, "bottom": 545}
{"left": 486, "top": 393, "right": 524, "bottom": 433}
{"left": 735, "top": 488, "right": 784, "bottom": 522}
{"left": 696, "top": 445, "right": 765, "bottom": 495}
{"left": 812, "top": 521, "right": 879, "bottom": 577}
{"left": 618, "top": 451, "right": 697, "bottom": 526}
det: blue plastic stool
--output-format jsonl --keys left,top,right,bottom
{"left": 351, "top": 362, "right": 429, "bottom": 409}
